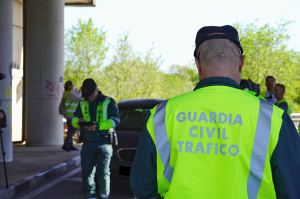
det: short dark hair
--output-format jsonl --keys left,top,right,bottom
{"left": 81, "top": 78, "right": 97, "bottom": 98}
{"left": 64, "top": 80, "right": 73, "bottom": 91}
{"left": 265, "top": 76, "right": 275, "bottom": 82}
{"left": 275, "top": 83, "right": 285, "bottom": 94}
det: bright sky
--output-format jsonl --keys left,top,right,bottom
{"left": 65, "top": 0, "right": 300, "bottom": 71}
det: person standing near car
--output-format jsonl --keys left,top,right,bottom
{"left": 60, "top": 80, "right": 81, "bottom": 151}
{"left": 72, "top": 78, "right": 120, "bottom": 199}
{"left": 130, "top": 25, "right": 300, "bottom": 198}
{"left": 274, "top": 83, "right": 292, "bottom": 116}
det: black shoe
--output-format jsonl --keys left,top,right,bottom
{"left": 62, "top": 145, "right": 70, "bottom": 152}
{"left": 69, "top": 146, "right": 78, "bottom": 151}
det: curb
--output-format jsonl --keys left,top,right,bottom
{"left": 0, "top": 156, "right": 80, "bottom": 199}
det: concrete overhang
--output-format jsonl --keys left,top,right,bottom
{"left": 65, "top": 0, "right": 96, "bottom": 7}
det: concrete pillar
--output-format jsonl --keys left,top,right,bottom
{"left": 0, "top": 0, "right": 13, "bottom": 162}
{"left": 25, "top": 0, "right": 64, "bottom": 145}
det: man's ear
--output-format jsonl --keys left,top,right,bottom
{"left": 195, "top": 57, "right": 202, "bottom": 76}
{"left": 239, "top": 55, "right": 245, "bottom": 73}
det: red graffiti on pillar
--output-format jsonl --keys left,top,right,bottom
{"left": 45, "top": 80, "right": 63, "bottom": 98}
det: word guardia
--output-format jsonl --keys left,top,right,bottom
{"left": 176, "top": 111, "right": 243, "bottom": 125}
{"left": 176, "top": 111, "right": 242, "bottom": 157}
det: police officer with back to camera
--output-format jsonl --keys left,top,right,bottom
{"left": 72, "top": 78, "right": 120, "bottom": 199}
{"left": 130, "top": 25, "right": 300, "bottom": 199}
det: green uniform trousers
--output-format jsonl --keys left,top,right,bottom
{"left": 81, "top": 142, "right": 113, "bottom": 199}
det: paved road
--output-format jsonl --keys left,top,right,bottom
{"left": 17, "top": 161, "right": 133, "bottom": 199}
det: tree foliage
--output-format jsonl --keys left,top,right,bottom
{"left": 64, "top": 19, "right": 108, "bottom": 87}
{"left": 100, "top": 34, "right": 163, "bottom": 101}
{"left": 160, "top": 65, "right": 198, "bottom": 99}
{"left": 64, "top": 19, "right": 300, "bottom": 111}
{"left": 99, "top": 34, "right": 198, "bottom": 101}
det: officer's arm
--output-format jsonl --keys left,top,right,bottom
{"left": 71, "top": 102, "right": 83, "bottom": 128}
{"left": 99, "top": 98, "right": 120, "bottom": 130}
{"left": 130, "top": 122, "right": 158, "bottom": 199}
{"left": 271, "top": 113, "right": 300, "bottom": 198}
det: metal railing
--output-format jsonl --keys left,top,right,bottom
{"left": 291, "top": 113, "right": 300, "bottom": 132}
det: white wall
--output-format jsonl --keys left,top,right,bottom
{"left": 12, "top": 0, "right": 24, "bottom": 142}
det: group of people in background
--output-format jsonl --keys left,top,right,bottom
{"left": 265, "top": 76, "right": 300, "bottom": 133}
{"left": 240, "top": 75, "right": 292, "bottom": 116}
{"left": 265, "top": 75, "right": 292, "bottom": 115}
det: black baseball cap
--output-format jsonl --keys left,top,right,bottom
{"left": 81, "top": 78, "right": 97, "bottom": 98}
{"left": 194, "top": 25, "right": 243, "bottom": 57}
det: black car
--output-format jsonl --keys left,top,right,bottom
{"left": 115, "top": 99, "right": 163, "bottom": 175}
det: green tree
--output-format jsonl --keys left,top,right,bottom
{"left": 237, "top": 22, "right": 300, "bottom": 111}
{"left": 64, "top": 20, "right": 300, "bottom": 111}
{"left": 64, "top": 19, "right": 108, "bottom": 87}
{"left": 100, "top": 34, "right": 163, "bottom": 101}
{"left": 160, "top": 65, "right": 198, "bottom": 99}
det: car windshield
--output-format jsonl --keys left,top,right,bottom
{"left": 117, "top": 108, "right": 149, "bottom": 130}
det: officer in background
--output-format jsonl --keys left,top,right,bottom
{"left": 274, "top": 83, "right": 292, "bottom": 116}
{"left": 130, "top": 25, "right": 300, "bottom": 198}
{"left": 60, "top": 80, "right": 81, "bottom": 151}
{"left": 72, "top": 78, "right": 120, "bottom": 199}
{"left": 265, "top": 76, "right": 277, "bottom": 103}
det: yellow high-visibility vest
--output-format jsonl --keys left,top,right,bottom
{"left": 147, "top": 85, "right": 283, "bottom": 199}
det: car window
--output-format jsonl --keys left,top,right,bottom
{"left": 117, "top": 108, "right": 149, "bottom": 130}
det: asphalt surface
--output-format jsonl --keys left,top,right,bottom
{"left": 0, "top": 143, "right": 133, "bottom": 199}
{"left": 0, "top": 144, "right": 81, "bottom": 198}
{"left": 17, "top": 166, "right": 132, "bottom": 199}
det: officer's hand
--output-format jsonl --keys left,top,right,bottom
{"left": 0, "top": 112, "right": 3, "bottom": 119}
{"left": 78, "top": 118, "right": 86, "bottom": 123}
{"left": 86, "top": 124, "right": 97, "bottom": 132}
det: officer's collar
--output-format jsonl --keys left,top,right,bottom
{"left": 194, "top": 77, "right": 241, "bottom": 91}
{"left": 95, "top": 91, "right": 106, "bottom": 102}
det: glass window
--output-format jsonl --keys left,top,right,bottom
{"left": 117, "top": 108, "right": 149, "bottom": 130}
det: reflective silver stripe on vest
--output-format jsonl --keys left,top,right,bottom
{"left": 102, "top": 98, "right": 110, "bottom": 121}
{"left": 153, "top": 100, "right": 174, "bottom": 183}
{"left": 247, "top": 99, "right": 273, "bottom": 199}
